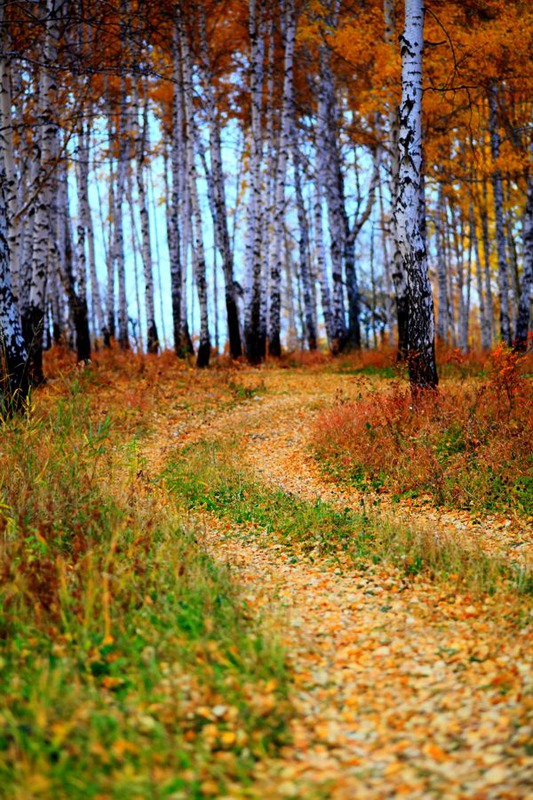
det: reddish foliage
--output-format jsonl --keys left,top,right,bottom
{"left": 314, "top": 347, "right": 533, "bottom": 514}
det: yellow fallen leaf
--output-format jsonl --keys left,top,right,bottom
{"left": 424, "top": 742, "right": 449, "bottom": 762}
{"left": 220, "top": 730, "right": 236, "bottom": 747}
{"left": 200, "top": 780, "right": 220, "bottom": 795}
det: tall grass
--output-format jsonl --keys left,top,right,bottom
{"left": 0, "top": 376, "right": 290, "bottom": 798}
{"left": 314, "top": 346, "right": 533, "bottom": 516}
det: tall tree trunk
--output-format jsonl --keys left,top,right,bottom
{"left": 244, "top": 0, "right": 266, "bottom": 363}
{"left": 313, "top": 183, "right": 333, "bottom": 348}
{"left": 515, "top": 158, "right": 533, "bottom": 350}
{"left": 450, "top": 198, "right": 468, "bottom": 353}
{"left": 480, "top": 178, "right": 496, "bottom": 342}
{"left": 177, "top": 3, "right": 210, "bottom": 367}
{"left": 77, "top": 120, "right": 104, "bottom": 345}
{"left": 293, "top": 138, "right": 317, "bottom": 350}
{"left": 269, "top": 0, "right": 295, "bottom": 356}
{"left": 384, "top": 0, "right": 408, "bottom": 359}
{"left": 26, "top": 0, "right": 60, "bottom": 383}
{"left": 488, "top": 86, "right": 511, "bottom": 345}
{"left": 198, "top": 7, "right": 241, "bottom": 359}
{"left": 16, "top": 147, "right": 37, "bottom": 333}
{"left": 263, "top": 12, "right": 277, "bottom": 357}
{"left": 168, "top": 35, "right": 188, "bottom": 357}
{"left": 394, "top": 0, "right": 438, "bottom": 390}
{"left": 345, "top": 148, "right": 379, "bottom": 350}
{"left": 377, "top": 166, "right": 395, "bottom": 346}
{"left": 0, "top": 10, "right": 22, "bottom": 307}
{"left": 317, "top": 44, "right": 346, "bottom": 353}
{"left": 471, "top": 205, "right": 492, "bottom": 349}
{"left": 133, "top": 81, "right": 159, "bottom": 353}
{"left": 103, "top": 89, "right": 116, "bottom": 347}
{"left": 506, "top": 183, "right": 520, "bottom": 334}
{"left": 435, "top": 180, "right": 449, "bottom": 343}
{"left": 0, "top": 168, "right": 29, "bottom": 412}
{"left": 115, "top": 77, "right": 129, "bottom": 350}
{"left": 58, "top": 160, "right": 91, "bottom": 362}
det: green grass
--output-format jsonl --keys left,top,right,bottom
{"left": 166, "top": 439, "right": 533, "bottom": 600}
{"left": 0, "top": 382, "right": 290, "bottom": 799}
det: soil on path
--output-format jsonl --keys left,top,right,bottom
{"left": 145, "top": 368, "right": 533, "bottom": 799}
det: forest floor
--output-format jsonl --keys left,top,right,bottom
{"left": 141, "top": 364, "right": 533, "bottom": 799}
{"left": 2, "top": 353, "right": 532, "bottom": 799}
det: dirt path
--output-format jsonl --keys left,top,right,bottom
{"left": 145, "top": 369, "right": 533, "bottom": 798}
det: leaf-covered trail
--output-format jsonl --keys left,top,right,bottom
{"left": 187, "top": 371, "right": 532, "bottom": 568}
{"left": 145, "top": 369, "right": 533, "bottom": 798}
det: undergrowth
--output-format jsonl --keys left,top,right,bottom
{"left": 166, "top": 439, "right": 532, "bottom": 600}
{"left": 0, "top": 376, "right": 290, "bottom": 799}
{"left": 314, "top": 345, "right": 533, "bottom": 516}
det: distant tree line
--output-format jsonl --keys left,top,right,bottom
{"left": 0, "top": 0, "right": 531, "bottom": 403}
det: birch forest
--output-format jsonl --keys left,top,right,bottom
{"left": 0, "top": 0, "right": 532, "bottom": 397}
{"left": 1, "top": 2, "right": 533, "bottom": 796}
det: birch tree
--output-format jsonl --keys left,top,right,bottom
{"left": 244, "top": 0, "right": 266, "bottom": 363}
{"left": 515, "top": 145, "right": 533, "bottom": 350}
{"left": 198, "top": 5, "right": 242, "bottom": 359}
{"left": 316, "top": 43, "right": 346, "bottom": 353}
{"left": 177, "top": 2, "right": 211, "bottom": 367}
{"left": 133, "top": 80, "right": 159, "bottom": 354}
{"left": 76, "top": 119, "right": 104, "bottom": 343}
{"left": 114, "top": 80, "right": 130, "bottom": 350}
{"left": 58, "top": 159, "right": 91, "bottom": 362}
{"left": 269, "top": 0, "right": 295, "bottom": 357}
{"left": 488, "top": 86, "right": 511, "bottom": 346}
{"left": 0, "top": 167, "right": 28, "bottom": 411}
{"left": 384, "top": 0, "right": 408, "bottom": 358}
{"left": 26, "top": 0, "right": 61, "bottom": 383}
{"left": 393, "top": 0, "right": 438, "bottom": 389}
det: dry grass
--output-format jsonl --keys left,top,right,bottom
{"left": 313, "top": 346, "right": 533, "bottom": 516}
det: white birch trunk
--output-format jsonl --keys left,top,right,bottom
{"left": 470, "top": 206, "right": 491, "bottom": 350}
{"left": 177, "top": 3, "right": 210, "bottom": 367}
{"left": 317, "top": 44, "right": 346, "bottom": 353}
{"left": 435, "top": 181, "right": 449, "bottom": 343}
{"left": 394, "top": 0, "right": 437, "bottom": 389}
{"left": 293, "top": 134, "right": 317, "bottom": 350}
{"left": 313, "top": 183, "right": 333, "bottom": 348}
{"left": 57, "top": 159, "right": 91, "bottom": 361}
{"left": 377, "top": 175, "right": 396, "bottom": 345}
{"left": 77, "top": 121, "right": 104, "bottom": 342}
{"left": 345, "top": 148, "right": 379, "bottom": 349}
{"left": 263, "top": 12, "right": 277, "bottom": 356}
{"left": 244, "top": 0, "right": 266, "bottom": 363}
{"left": 384, "top": 0, "right": 408, "bottom": 357}
{"left": 133, "top": 80, "right": 158, "bottom": 353}
{"left": 269, "top": 0, "right": 295, "bottom": 356}
{"left": 0, "top": 167, "right": 28, "bottom": 410}
{"left": 479, "top": 180, "right": 496, "bottom": 343}
{"left": 515, "top": 149, "right": 533, "bottom": 350}
{"left": 27, "top": 0, "right": 60, "bottom": 382}
{"left": 169, "top": 27, "right": 190, "bottom": 356}
{"left": 198, "top": 6, "right": 241, "bottom": 358}
{"left": 505, "top": 197, "right": 520, "bottom": 334}
{"left": 488, "top": 86, "right": 511, "bottom": 345}
{"left": 115, "top": 77, "right": 129, "bottom": 349}
{"left": 0, "top": 10, "right": 22, "bottom": 305}
{"left": 450, "top": 199, "right": 468, "bottom": 352}
{"left": 104, "top": 89, "right": 116, "bottom": 346}
{"left": 16, "top": 148, "right": 37, "bottom": 330}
